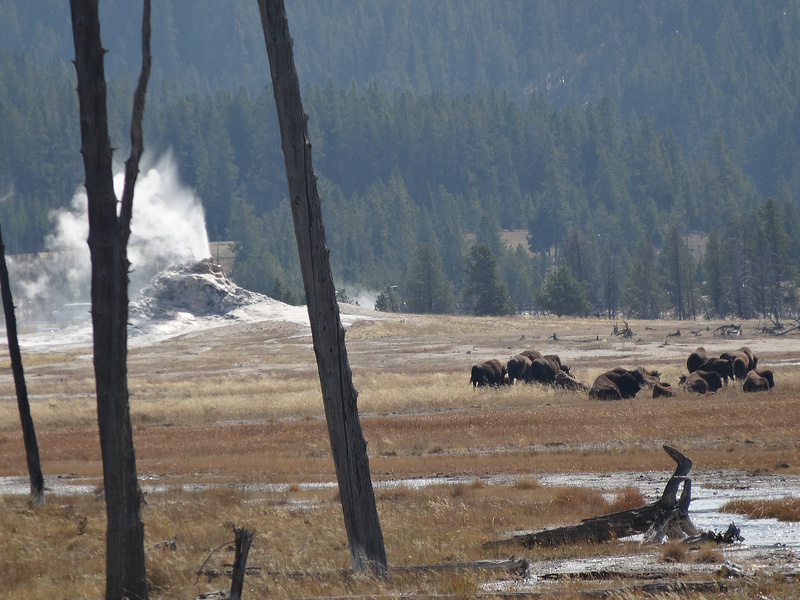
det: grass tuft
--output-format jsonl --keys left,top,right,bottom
{"left": 719, "top": 497, "right": 800, "bottom": 522}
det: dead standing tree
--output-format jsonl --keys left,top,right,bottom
{"left": 0, "top": 224, "right": 45, "bottom": 503}
{"left": 256, "top": 0, "right": 389, "bottom": 579}
{"left": 70, "top": 1, "right": 151, "bottom": 598}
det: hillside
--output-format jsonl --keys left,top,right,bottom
{"left": 0, "top": 1, "right": 797, "bottom": 322}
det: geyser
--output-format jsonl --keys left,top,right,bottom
{"left": 7, "top": 152, "right": 211, "bottom": 324}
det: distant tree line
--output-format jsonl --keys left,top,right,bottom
{"left": 0, "top": 1, "right": 797, "bottom": 321}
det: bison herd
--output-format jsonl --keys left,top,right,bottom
{"left": 682, "top": 346, "right": 774, "bottom": 394}
{"left": 470, "top": 345, "right": 774, "bottom": 400}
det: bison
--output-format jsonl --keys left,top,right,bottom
{"left": 528, "top": 355, "right": 569, "bottom": 384}
{"left": 555, "top": 369, "right": 588, "bottom": 392}
{"left": 686, "top": 347, "right": 709, "bottom": 373}
{"left": 518, "top": 349, "right": 543, "bottom": 362}
{"left": 743, "top": 369, "right": 774, "bottom": 392}
{"left": 506, "top": 354, "right": 532, "bottom": 384}
{"left": 634, "top": 366, "right": 662, "bottom": 388}
{"left": 589, "top": 368, "right": 644, "bottom": 400}
{"left": 681, "top": 370, "right": 723, "bottom": 394}
{"left": 698, "top": 357, "right": 734, "bottom": 384}
{"left": 720, "top": 347, "right": 758, "bottom": 381}
{"left": 470, "top": 359, "right": 507, "bottom": 387}
{"left": 652, "top": 382, "right": 677, "bottom": 398}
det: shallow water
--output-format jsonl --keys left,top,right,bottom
{"left": 1, "top": 468, "right": 797, "bottom": 549}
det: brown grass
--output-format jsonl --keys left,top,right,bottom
{"left": 720, "top": 497, "right": 800, "bottom": 522}
{"left": 0, "top": 314, "right": 798, "bottom": 598}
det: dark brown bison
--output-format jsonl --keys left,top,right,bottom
{"left": 686, "top": 347, "right": 709, "bottom": 373}
{"left": 652, "top": 382, "right": 677, "bottom": 398}
{"left": 528, "top": 355, "right": 569, "bottom": 384}
{"left": 506, "top": 354, "right": 532, "bottom": 384}
{"left": 634, "top": 366, "right": 662, "bottom": 388}
{"left": 681, "top": 370, "right": 723, "bottom": 394}
{"left": 720, "top": 347, "right": 758, "bottom": 380}
{"left": 555, "top": 369, "right": 588, "bottom": 392}
{"left": 743, "top": 369, "right": 774, "bottom": 392}
{"left": 698, "top": 357, "right": 734, "bottom": 384}
{"left": 470, "top": 359, "right": 507, "bottom": 387}
{"left": 589, "top": 368, "right": 644, "bottom": 400}
{"left": 518, "top": 349, "right": 543, "bottom": 362}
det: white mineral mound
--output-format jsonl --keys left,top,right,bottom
{"left": 127, "top": 257, "right": 312, "bottom": 343}
{"left": 20, "top": 258, "right": 376, "bottom": 351}
{"left": 130, "top": 257, "right": 260, "bottom": 320}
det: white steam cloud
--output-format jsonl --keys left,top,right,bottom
{"left": 9, "top": 152, "right": 210, "bottom": 323}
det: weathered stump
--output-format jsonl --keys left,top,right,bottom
{"left": 485, "top": 445, "right": 707, "bottom": 549}
{"left": 229, "top": 527, "right": 254, "bottom": 600}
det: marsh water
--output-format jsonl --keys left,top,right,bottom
{"left": 1, "top": 468, "right": 797, "bottom": 552}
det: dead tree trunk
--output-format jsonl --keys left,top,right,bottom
{"left": 229, "top": 527, "right": 254, "bottom": 600}
{"left": 486, "top": 446, "right": 699, "bottom": 549}
{"left": 70, "top": 1, "right": 151, "bottom": 598}
{"left": 0, "top": 224, "right": 45, "bottom": 503}
{"left": 256, "top": 0, "right": 389, "bottom": 579}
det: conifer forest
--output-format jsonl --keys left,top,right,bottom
{"left": 1, "top": 0, "right": 798, "bottom": 320}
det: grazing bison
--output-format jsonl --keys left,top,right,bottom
{"left": 470, "top": 359, "right": 507, "bottom": 387}
{"left": 743, "top": 369, "right": 774, "bottom": 392}
{"left": 506, "top": 354, "right": 532, "bottom": 384}
{"left": 698, "top": 357, "right": 734, "bottom": 384}
{"left": 681, "top": 370, "right": 723, "bottom": 394}
{"left": 686, "top": 347, "right": 710, "bottom": 373}
{"left": 555, "top": 369, "right": 588, "bottom": 392}
{"left": 589, "top": 368, "right": 644, "bottom": 400}
{"left": 529, "top": 355, "right": 569, "bottom": 384}
{"left": 652, "top": 382, "right": 677, "bottom": 398}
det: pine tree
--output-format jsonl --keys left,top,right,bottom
{"left": 703, "top": 228, "right": 727, "bottom": 318}
{"left": 462, "top": 243, "right": 514, "bottom": 316}
{"left": 624, "top": 234, "right": 661, "bottom": 319}
{"left": 534, "top": 265, "right": 593, "bottom": 317}
{"left": 661, "top": 224, "right": 697, "bottom": 320}
{"left": 757, "top": 198, "right": 791, "bottom": 321}
{"left": 405, "top": 243, "right": 454, "bottom": 314}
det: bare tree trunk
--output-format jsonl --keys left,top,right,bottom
{"left": 69, "top": 1, "right": 151, "bottom": 598}
{"left": 256, "top": 0, "right": 389, "bottom": 579}
{"left": 229, "top": 527, "right": 255, "bottom": 600}
{"left": 0, "top": 224, "right": 45, "bottom": 504}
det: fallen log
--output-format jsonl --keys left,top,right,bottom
{"left": 713, "top": 324, "right": 742, "bottom": 336}
{"left": 485, "top": 446, "right": 707, "bottom": 549}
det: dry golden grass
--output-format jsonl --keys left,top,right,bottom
{"left": 720, "top": 497, "right": 800, "bottom": 522}
{"left": 0, "top": 314, "right": 798, "bottom": 598}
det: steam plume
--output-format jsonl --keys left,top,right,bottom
{"left": 9, "top": 152, "right": 210, "bottom": 323}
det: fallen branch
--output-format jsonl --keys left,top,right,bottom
{"left": 713, "top": 324, "right": 741, "bottom": 336}
{"left": 393, "top": 557, "right": 529, "bottom": 577}
{"left": 484, "top": 446, "right": 730, "bottom": 549}
{"left": 611, "top": 319, "right": 633, "bottom": 338}
{"left": 147, "top": 536, "right": 178, "bottom": 552}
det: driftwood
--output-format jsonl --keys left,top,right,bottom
{"left": 485, "top": 446, "right": 735, "bottom": 549}
{"left": 713, "top": 324, "right": 742, "bottom": 336}
{"left": 611, "top": 319, "right": 633, "bottom": 338}
{"left": 763, "top": 318, "right": 800, "bottom": 336}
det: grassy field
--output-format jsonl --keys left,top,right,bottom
{"left": 0, "top": 313, "right": 797, "bottom": 599}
